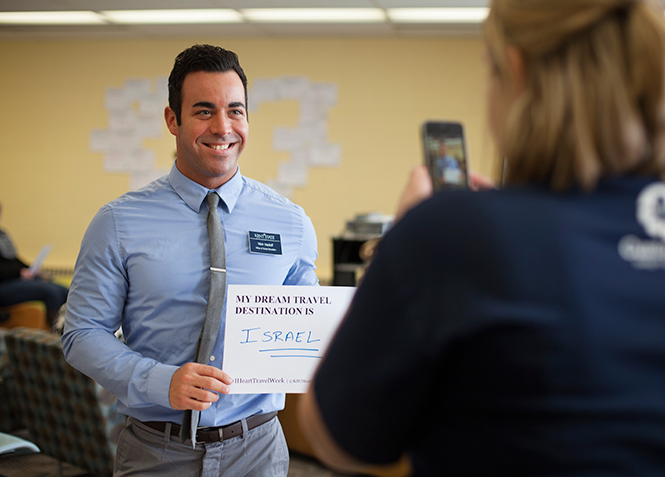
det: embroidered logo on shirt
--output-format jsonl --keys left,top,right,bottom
{"left": 248, "top": 231, "right": 283, "bottom": 255}
{"left": 618, "top": 182, "right": 665, "bottom": 269}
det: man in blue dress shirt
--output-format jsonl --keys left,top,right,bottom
{"left": 62, "top": 44, "right": 318, "bottom": 476}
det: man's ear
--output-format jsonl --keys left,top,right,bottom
{"left": 165, "top": 107, "right": 178, "bottom": 136}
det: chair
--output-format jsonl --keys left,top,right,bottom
{"left": 0, "top": 302, "right": 49, "bottom": 331}
{"left": 0, "top": 329, "right": 24, "bottom": 432}
{"left": 0, "top": 304, "right": 51, "bottom": 433}
{"left": 3, "top": 327, "right": 126, "bottom": 476}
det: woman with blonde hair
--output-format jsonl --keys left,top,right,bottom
{"left": 299, "top": 0, "right": 665, "bottom": 475}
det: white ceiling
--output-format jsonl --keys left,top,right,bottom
{"left": 0, "top": 0, "right": 490, "bottom": 39}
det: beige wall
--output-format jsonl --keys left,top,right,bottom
{"left": 0, "top": 36, "right": 494, "bottom": 283}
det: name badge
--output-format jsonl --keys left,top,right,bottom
{"left": 248, "top": 231, "right": 282, "bottom": 255}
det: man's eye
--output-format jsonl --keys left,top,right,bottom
{"left": 197, "top": 110, "right": 211, "bottom": 116}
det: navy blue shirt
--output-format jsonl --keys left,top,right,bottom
{"left": 315, "top": 176, "right": 665, "bottom": 475}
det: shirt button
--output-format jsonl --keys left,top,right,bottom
{"left": 210, "top": 355, "right": 216, "bottom": 361}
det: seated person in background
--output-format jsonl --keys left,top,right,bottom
{"left": 0, "top": 201, "right": 68, "bottom": 327}
{"left": 299, "top": 0, "right": 665, "bottom": 475}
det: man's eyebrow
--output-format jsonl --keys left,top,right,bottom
{"left": 191, "top": 101, "right": 245, "bottom": 110}
{"left": 192, "top": 101, "right": 217, "bottom": 109}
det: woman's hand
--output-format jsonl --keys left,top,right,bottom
{"left": 469, "top": 171, "right": 496, "bottom": 191}
{"left": 395, "top": 165, "right": 433, "bottom": 222}
{"left": 395, "top": 167, "right": 496, "bottom": 223}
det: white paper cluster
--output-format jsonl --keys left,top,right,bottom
{"left": 249, "top": 76, "right": 341, "bottom": 199}
{"left": 90, "top": 77, "right": 170, "bottom": 190}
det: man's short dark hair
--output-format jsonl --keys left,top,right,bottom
{"left": 168, "top": 44, "right": 248, "bottom": 125}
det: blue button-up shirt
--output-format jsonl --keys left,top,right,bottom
{"left": 62, "top": 164, "right": 318, "bottom": 426}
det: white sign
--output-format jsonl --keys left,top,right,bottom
{"left": 223, "top": 285, "right": 356, "bottom": 394}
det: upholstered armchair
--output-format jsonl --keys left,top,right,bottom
{"left": 3, "top": 327, "right": 125, "bottom": 476}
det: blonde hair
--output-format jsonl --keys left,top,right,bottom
{"left": 485, "top": 0, "right": 665, "bottom": 190}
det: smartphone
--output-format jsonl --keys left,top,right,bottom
{"left": 421, "top": 121, "right": 469, "bottom": 191}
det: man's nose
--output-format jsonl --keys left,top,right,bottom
{"left": 210, "top": 114, "right": 232, "bottom": 136}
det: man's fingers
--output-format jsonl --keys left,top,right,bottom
{"left": 183, "top": 370, "right": 230, "bottom": 394}
{"left": 189, "top": 385, "right": 222, "bottom": 403}
{"left": 169, "top": 362, "right": 233, "bottom": 410}
{"left": 185, "top": 396, "right": 216, "bottom": 411}
{"left": 195, "top": 363, "right": 233, "bottom": 385}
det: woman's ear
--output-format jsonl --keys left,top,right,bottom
{"left": 505, "top": 45, "right": 526, "bottom": 94}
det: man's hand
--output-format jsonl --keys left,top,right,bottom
{"left": 169, "top": 362, "right": 233, "bottom": 411}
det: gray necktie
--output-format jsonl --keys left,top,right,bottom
{"left": 180, "top": 192, "right": 227, "bottom": 447}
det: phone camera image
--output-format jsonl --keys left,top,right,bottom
{"left": 422, "top": 122, "right": 469, "bottom": 191}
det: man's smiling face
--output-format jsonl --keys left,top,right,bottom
{"left": 166, "top": 70, "right": 248, "bottom": 189}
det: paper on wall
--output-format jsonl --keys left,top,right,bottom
{"left": 248, "top": 76, "right": 341, "bottom": 199}
{"left": 93, "top": 76, "right": 169, "bottom": 187}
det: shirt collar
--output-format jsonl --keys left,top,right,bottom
{"left": 168, "top": 162, "right": 243, "bottom": 214}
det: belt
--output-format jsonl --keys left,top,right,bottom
{"left": 140, "top": 411, "right": 277, "bottom": 443}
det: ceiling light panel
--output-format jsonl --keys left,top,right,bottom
{"left": 388, "top": 8, "right": 489, "bottom": 23}
{"left": 242, "top": 8, "right": 386, "bottom": 23}
{"left": 0, "top": 11, "right": 106, "bottom": 24}
{"left": 101, "top": 9, "right": 243, "bottom": 24}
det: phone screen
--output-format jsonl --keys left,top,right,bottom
{"left": 422, "top": 121, "right": 469, "bottom": 191}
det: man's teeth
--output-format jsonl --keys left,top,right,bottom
{"left": 210, "top": 144, "right": 231, "bottom": 150}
